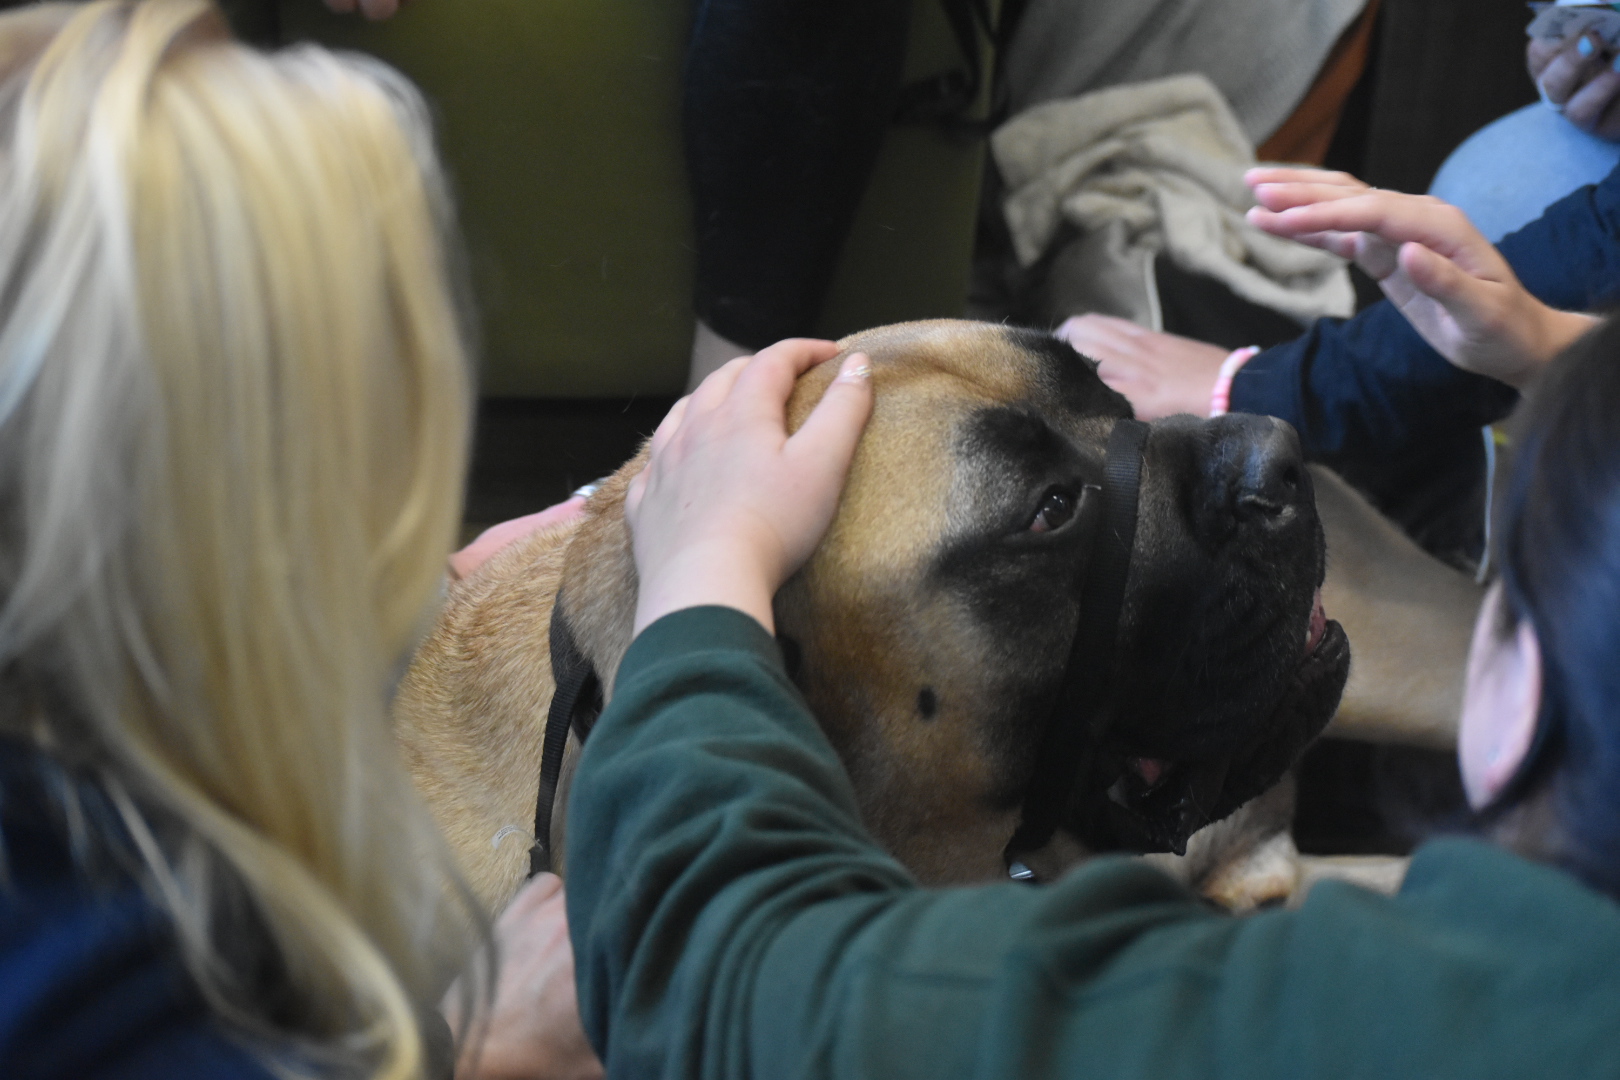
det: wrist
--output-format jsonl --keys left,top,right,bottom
{"left": 633, "top": 544, "right": 778, "bottom": 636}
{"left": 1522, "top": 307, "right": 1601, "bottom": 390}
{"left": 1208, "top": 346, "right": 1260, "bottom": 417}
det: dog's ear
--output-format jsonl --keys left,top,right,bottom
{"left": 1048, "top": 333, "right": 1101, "bottom": 373}
{"left": 556, "top": 445, "right": 648, "bottom": 699}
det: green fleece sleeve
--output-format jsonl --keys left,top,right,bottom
{"left": 563, "top": 606, "right": 1620, "bottom": 1079}
{"left": 563, "top": 606, "right": 1233, "bottom": 1079}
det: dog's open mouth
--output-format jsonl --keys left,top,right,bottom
{"left": 1089, "top": 590, "right": 1350, "bottom": 856}
{"left": 1305, "top": 589, "right": 1328, "bottom": 654}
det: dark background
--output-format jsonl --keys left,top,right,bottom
{"left": 455, "top": 0, "right": 1542, "bottom": 527}
{"left": 0, "top": 0, "right": 1541, "bottom": 523}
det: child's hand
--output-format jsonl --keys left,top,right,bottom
{"left": 1056, "top": 314, "right": 1228, "bottom": 419}
{"left": 1245, "top": 167, "right": 1598, "bottom": 390}
{"left": 1528, "top": 32, "right": 1620, "bottom": 140}
{"left": 450, "top": 499, "right": 589, "bottom": 581}
{"left": 625, "top": 340, "right": 874, "bottom": 636}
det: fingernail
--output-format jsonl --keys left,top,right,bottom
{"left": 1580, "top": 35, "right": 1596, "bottom": 59}
{"left": 838, "top": 353, "right": 872, "bottom": 382}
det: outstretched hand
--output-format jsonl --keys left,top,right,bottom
{"left": 1056, "top": 314, "right": 1229, "bottom": 420}
{"left": 625, "top": 339, "right": 875, "bottom": 636}
{"left": 1245, "top": 167, "right": 1597, "bottom": 389}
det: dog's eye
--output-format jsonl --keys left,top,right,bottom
{"left": 1029, "top": 489, "right": 1076, "bottom": 534}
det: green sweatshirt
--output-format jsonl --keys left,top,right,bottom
{"left": 566, "top": 606, "right": 1620, "bottom": 1079}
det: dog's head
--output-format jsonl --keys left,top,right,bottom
{"left": 565, "top": 320, "right": 1349, "bottom": 883}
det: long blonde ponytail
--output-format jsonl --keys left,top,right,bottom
{"left": 0, "top": 3, "right": 482, "bottom": 1075}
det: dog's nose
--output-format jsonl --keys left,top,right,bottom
{"left": 1214, "top": 414, "right": 1306, "bottom": 527}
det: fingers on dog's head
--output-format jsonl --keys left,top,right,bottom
{"left": 754, "top": 338, "right": 842, "bottom": 377}
{"left": 688, "top": 356, "right": 752, "bottom": 418}
{"left": 789, "top": 352, "right": 874, "bottom": 475}
{"left": 649, "top": 395, "right": 691, "bottom": 457}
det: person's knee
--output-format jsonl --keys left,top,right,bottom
{"left": 1430, "top": 102, "right": 1620, "bottom": 241}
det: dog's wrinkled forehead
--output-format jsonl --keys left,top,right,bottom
{"left": 944, "top": 329, "right": 1134, "bottom": 474}
{"left": 789, "top": 319, "right": 1130, "bottom": 433}
{"left": 800, "top": 319, "right": 1126, "bottom": 415}
{"left": 783, "top": 319, "right": 1132, "bottom": 578}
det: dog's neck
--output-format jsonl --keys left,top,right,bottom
{"left": 555, "top": 460, "right": 644, "bottom": 701}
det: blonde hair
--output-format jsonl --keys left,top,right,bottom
{"left": 0, "top": 3, "right": 482, "bottom": 1076}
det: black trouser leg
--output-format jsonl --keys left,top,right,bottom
{"left": 685, "top": 0, "right": 912, "bottom": 348}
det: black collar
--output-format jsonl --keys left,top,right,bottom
{"left": 530, "top": 595, "right": 601, "bottom": 876}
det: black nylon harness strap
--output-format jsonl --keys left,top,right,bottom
{"left": 530, "top": 595, "right": 601, "bottom": 877}
{"left": 1007, "top": 417, "right": 1151, "bottom": 856}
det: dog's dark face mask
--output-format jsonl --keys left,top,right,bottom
{"left": 1068, "top": 412, "right": 1350, "bottom": 854}
{"left": 946, "top": 338, "right": 1347, "bottom": 861}
{"left": 775, "top": 321, "right": 1350, "bottom": 880}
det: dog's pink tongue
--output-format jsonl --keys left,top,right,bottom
{"left": 1130, "top": 757, "right": 1167, "bottom": 788}
{"left": 1305, "top": 589, "right": 1327, "bottom": 654}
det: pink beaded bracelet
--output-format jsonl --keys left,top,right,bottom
{"left": 1208, "top": 345, "right": 1260, "bottom": 418}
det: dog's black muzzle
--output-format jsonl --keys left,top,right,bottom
{"left": 1009, "top": 413, "right": 1350, "bottom": 862}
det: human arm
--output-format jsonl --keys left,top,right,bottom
{"left": 1227, "top": 161, "right": 1620, "bottom": 514}
{"left": 1061, "top": 162, "right": 1620, "bottom": 500}
{"left": 569, "top": 604, "right": 1620, "bottom": 1079}
{"left": 624, "top": 339, "right": 873, "bottom": 634}
{"left": 560, "top": 338, "right": 1600, "bottom": 1079}
{"left": 1245, "top": 168, "right": 1600, "bottom": 391}
{"left": 1054, "top": 303, "right": 1512, "bottom": 528}
{"left": 565, "top": 605, "right": 1242, "bottom": 1079}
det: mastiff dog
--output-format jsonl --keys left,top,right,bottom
{"left": 395, "top": 319, "right": 1351, "bottom": 913}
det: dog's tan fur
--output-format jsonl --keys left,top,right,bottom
{"left": 399, "top": 322, "right": 1077, "bottom": 910}
{"left": 391, "top": 515, "right": 579, "bottom": 908}
{"left": 396, "top": 320, "right": 1482, "bottom": 914}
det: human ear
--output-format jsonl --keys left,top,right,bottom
{"left": 1459, "top": 583, "right": 1545, "bottom": 809}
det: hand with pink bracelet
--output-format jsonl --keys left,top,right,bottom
{"left": 1055, "top": 314, "right": 1242, "bottom": 421}
{"left": 1058, "top": 166, "right": 1601, "bottom": 417}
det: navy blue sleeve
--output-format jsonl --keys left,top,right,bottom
{"left": 1227, "top": 162, "right": 1620, "bottom": 510}
{"left": 0, "top": 740, "right": 276, "bottom": 1080}
{"left": 0, "top": 886, "right": 277, "bottom": 1079}
{"left": 1229, "top": 303, "right": 1513, "bottom": 512}
{"left": 1498, "top": 161, "right": 1620, "bottom": 309}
